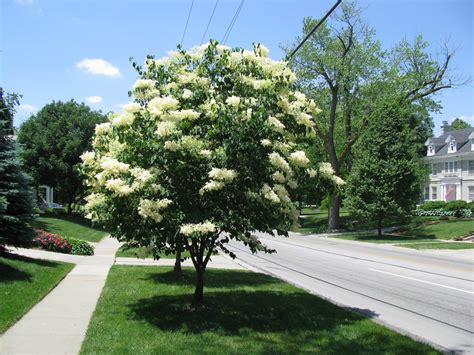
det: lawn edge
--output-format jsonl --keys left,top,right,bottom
{"left": 0, "top": 254, "right": 75, "bottom": 334}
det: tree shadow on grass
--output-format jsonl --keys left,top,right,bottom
{"left": 143, "top": 268, "right": 280, "bottom": 289}
{"left": 0, "top": 262, "right": 32, "bottom": 282}
{"left": 127, "top": 288, "right": 435, "bottom": 354}
{"left": 1, "top": 252, "right": 62, "bottom": 266}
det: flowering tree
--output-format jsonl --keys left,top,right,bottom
{"left": 81, "top": 41, "right": 342, "bottom": 304}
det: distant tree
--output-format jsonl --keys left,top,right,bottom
{"left": 287, "top": 1, "right": 460, "bottom": 229}
{"left": 0, "top": 88, "right": 34, "bottom": 248}
{"left": 345, "top": 102, "right": 423, "bottom": 236}
{"left": 17, "top": 100, "right": 106, "bottom": 213}
{"left": 450, "top": 118, "right": 471, "bottom": 130}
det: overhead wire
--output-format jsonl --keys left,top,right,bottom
{"left": 287, "top": 0, "right": 342, "bottom": 60}
{"left": 180, "top": 0, "right": 195, "bottom": 47}
{"left": 221, "top": 0, "right": 245, "bottom": 45}
{"left": 201, "top": 0, "right": 220, "bottom": 44}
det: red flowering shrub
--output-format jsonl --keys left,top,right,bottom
{"left": 33, "top": 229, "right": 72, "bottom": 254}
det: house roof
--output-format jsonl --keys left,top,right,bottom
{"left": 425, "top": 127, "right": 474, "bottom": 158}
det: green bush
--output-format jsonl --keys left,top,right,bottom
{"left": 468, "top": 201, "right": 474, "bottom": 212}
{"left": 64, "top": 237, "right": 94, "bottom": 255}
{"left": 444, "top": 200, "right": 468, "bottom": 211}
{"left": 419, "top": 201, "right": 446, "bottom": 210}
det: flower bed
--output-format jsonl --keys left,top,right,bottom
{"left": 33, "top": 229, "right": 71, "bottom": 253}
{"left": 33, "top": 229, "right": 94, "bottom": 255}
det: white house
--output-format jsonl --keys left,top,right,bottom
{"left": 423, "top": 122, "right": 474, "bottom": 202}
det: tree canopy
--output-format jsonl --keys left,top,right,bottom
{"left": 345, "top": 101, "right": 424, "bottom": 236}
{"left": 81, "top": 41, "right": 340, "bottom": 304}
{"left": 286, "top": 1, "right": 457, "bottom": 229}
{"left": 17, "top": 100, "right": 105, "bottom": 212}
{"left": 0, "top": 88, "right": 34, "bottom": 248}
{"left": 450, "top": 118, "right": 471, "bottom": 130}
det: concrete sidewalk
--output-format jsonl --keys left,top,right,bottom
{"left": 0, "top": 237, "right": 121, "bottom": 355}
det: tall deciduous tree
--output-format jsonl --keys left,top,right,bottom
{"left": 17, "top": 100, "right": 105, "bottom": 213}
{"left": 287, "top": 2, "right": 458, "bottom": 229}
{"left": 345, "top": 101, "right": 424, "bottom": 236}
{"left": 82, "top": 41, "right": 341, "bottom": 305}
{"left": 449, "top": 118, "right": 471, "bottom": 130}
{"left": 0, "top": 88, "right": 34, "bottom": 248}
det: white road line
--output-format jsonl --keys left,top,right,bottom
{"left": 369, "top": 268, "right": 474, "bottom": 295}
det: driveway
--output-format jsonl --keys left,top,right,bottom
{"left": 228, "top": 233, "right": 474, "bottom": 354}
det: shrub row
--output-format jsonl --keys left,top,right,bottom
{"left": 33, "top": 229, "right": 94, "bottom": 255}
{"left": 412, "top": 208, "right": 472, "bottom": 218}
{"left": 418, "top": 200, "right": 474, "bottom": 212}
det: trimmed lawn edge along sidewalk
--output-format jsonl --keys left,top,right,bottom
{"left": 80, "top": 266, "right": 440, "bottom": 354}
{"left": 0, "top": 253, "right": 74, "bottom": 333}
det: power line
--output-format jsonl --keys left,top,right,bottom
{"left": 180, "top": 0, "right": 195, "bottom": 47}
{"left": 201, "top": 0, "right": 219, "bottom": 45}
{"left": 287, "top": 0, "right": 342, "bottom": 60}
{"left": 221, "top": 0, "right": 245, "bottom": 45}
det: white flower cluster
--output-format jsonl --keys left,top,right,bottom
{"left": 200, "top": 168, "right": 238, "bottom": 195}
{"left": 318, "top": 162, "right": 335, "bottom": 178}
{"left": 81, "top": 151, "right": 95, "bottom": 165}
{"left": 261, "top": 184, "right": 280, "bottom": 203}
{"left": 122, "top": 102, "right": 142, "bottom": 114}
{"left": 289, "top": 151, "right": 310, "bottom": 167}
{"left": 133, "top": 79, "right": 159, "bottom": 99}
{"left": 100, "top": 158, "right": 130, "bottom": 175}
{"left": 148, "top": 96, "right": 180, "bottom": 117}
{"left": 163, "top": 109, "right": 200, "bottom": 121}
{"left": 268, "top": 152, "right": 291, "bottom": 174}
{"left": 138, "top": 198, "right": 172, "bottom": 223}
{"left": 112, "top": 113, "right": 135, "bottom": 127}
{"left": 156, "top": 121, "right": 177, "bottom": 137}
{"left": 267, "top": 116, "right": 285, "bottom": 133}
{"left": 105, "top": 178, "right": 134, "bottom": 196}
{"left": 180, "top": 220, "right": 217, "bottom": 236}
{"left": 130, "top": 167, "right": 153, "bottom": 188}
{"left": 208, "top": 168, "right": 238, "bottom": 182}
{"left": 95, "top": 122, "right": 111, "bottom": 136}
{"left": 84, "top": 192, "right": 106, "bottom": 211}
{"left": 226, "top": 96, "right": 241, "bottom": 107}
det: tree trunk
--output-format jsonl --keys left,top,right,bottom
{"left": 193, "top": 266, "right": 204, "bottom": 305}
{"left": 173, "top": 246, "right": 182, "bottom": 274}
{"left": 67, "top": 193, "right": 73, "bottom": 215}
{"left": 377, "top": 214, "right": 383, "bottom": 237}
{"left": 328, "top": 194, "right": 341, "bottom": 230}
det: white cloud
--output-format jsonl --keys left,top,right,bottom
{"left": 18, "top": 104, "right": 37, "bottom": 113}
{"left": 86, "top": 96, "right": 103, "bottom": 104}
{"left": 14, "top": 0, "right": 33, "bottom": 5}
{"left": 76, "top": 58, "right": 121, "bottom": 77}
{"left": 450, "top": 115, "right": 474, "bottom": 125}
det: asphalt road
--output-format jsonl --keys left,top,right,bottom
{"left": 227, "top": 233, "right": 474, "bottom": 354}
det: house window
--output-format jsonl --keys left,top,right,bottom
{"left": 428, "top": 145, "right": 434, "bottom": 155}
{"left": 444, "top": 161, "right": 457, "bottom": 173}
{"left": 448, "top": 141, "right": 456, "bottom": 153}
{"left": 469, "top": 186, "right": 474, "bottom": 201}
{"left": 431, "top": 186, "right": 437, "bottom": 200}
{"left": 424, "top": 187, "right": 429, "bottom": 201}
{"left": 469, "top": 161, "right": 474, "bottom": 175}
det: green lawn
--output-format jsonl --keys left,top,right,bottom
{"left": 32, "top": 214, "right": 108, "bottom": 242}
{"left": 398, "top": 242, "right": 474, "bottom": 250}
{"left": 0, "top": 253, "right": 74, "bottom": 333}
{"left": 397, "top": 219, "right": 474, "bottom": 240}
{"left": 116, "top": 246, "right": 191, "bottom": 259}
{"left": 333, "top": 233, "right": 435, "bottom": 244}
{"left": 81, "top": 266, "right": 439, "bottom": 354}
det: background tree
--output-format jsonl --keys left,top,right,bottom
{"left": 449, "top": 117, "right": 471, "bottom": 130}
{"left": 0, "top": 88, "right": 34, "bottom": 248}
{"left": 82, "top": 41, "right": 341, "bottom": 305}
{"left": 17, "top": 100, "right": 105, "bottom": 213}
{"left": 287, "top": 1, "right": 458, "bottom": 229}
{"left": 345, "top": 101, "right": 424, "bottom": 236}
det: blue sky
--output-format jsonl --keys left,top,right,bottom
{"left": 2, "top": 0, "right": 473, "bottom": 135}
